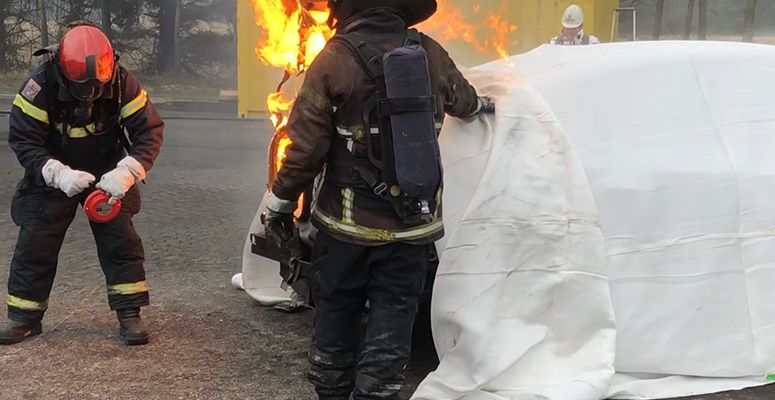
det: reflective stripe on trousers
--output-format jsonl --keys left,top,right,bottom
{"left": 7, "top": 295, "right": 48, "bottom": 312}
{"left": 107, "top": 281, "right": 149, "bottom": 296}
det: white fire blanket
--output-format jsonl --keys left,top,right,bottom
{"left": 415, "top": 41, "right": 775, "bottom": 399}
{"left": 236, "top": 41, "right": 775, "bottom": 399}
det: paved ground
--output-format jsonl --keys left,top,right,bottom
{"left": 0, "top": 112, "right": 773, "bottom": 399}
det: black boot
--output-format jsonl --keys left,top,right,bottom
{"left": 116, "top": 308, "right": 149, "bottom": 346}
{"left": 0, "top": 319, "right": 42, "bottom": 345}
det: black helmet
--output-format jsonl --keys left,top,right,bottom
{"left": 327, "top": 0, "right": 437, "bottom": 28}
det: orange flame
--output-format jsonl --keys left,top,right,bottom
{"left": 275, "top": 135, "right": 293, "bottom": 173}
{"left": 267, "top": 92, "right": 292, "bottom": 129}
{"left": 251, "top": 0, "right": 335, "bottom": 127}
{"left": 251, "top": 0, "right": 333, "bottom": 76}
{"left": 253, "top": 1, "right": 517, "bottom": 211}
{"left": 419, "top": 1, "right": 518, "bottom": 63}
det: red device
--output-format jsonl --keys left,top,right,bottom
{"left": 84, "top": 190, "right": 121, "bottom": 223}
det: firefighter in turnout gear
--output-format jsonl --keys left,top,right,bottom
{"left": 550, "top": 4, "right": 601, "bottom": 45}
{"left": 0, "top": 22, "right": 163, "bottom": 346}
{"left": 263, "top": 0, "right": 494, "bottom": 398}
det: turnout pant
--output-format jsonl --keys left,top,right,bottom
{"left": 308, "top": 230, "right": 432, "bottom": 400}
{"left": 6, "top": 182, "right": 148, "bottom": 323}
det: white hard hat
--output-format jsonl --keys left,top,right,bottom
{"left": 562, "top": 4, "right": 584, "bottom": 29}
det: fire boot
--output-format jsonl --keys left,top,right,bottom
{"left": 0, "top": 319, "right": 42, "bottom": 345}
{"left": 117, "top": 308, "right": 149, "bottom": 346}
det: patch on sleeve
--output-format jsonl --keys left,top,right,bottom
{"left": 21, "top": 79, "right": 42, "bottom": 101}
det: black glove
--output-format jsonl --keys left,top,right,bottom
{"left": 265, "top": 209, "right": 295, "bottom": 248}
{"left": 478, "top": 96, "right": 496, "bottom": 114}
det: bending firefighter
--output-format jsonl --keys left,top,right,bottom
{"left": 263, "top": 0, "right": 494, "bottom": 398}
{"left": 1, "top": 22, "right": 163, "bottom": 346}
{"left": 550, "top": 4, "right": 601, "bottom": 45}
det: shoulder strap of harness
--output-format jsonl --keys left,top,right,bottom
{"left": 331, "top": 33, "right": 386, "bottom": 82}
{"left": 332, "top": 28, "right": 422, "bottom": 86}
{"left": 330, "top": 31, "right": 390, "bottom": 193}
{"left": 42, "top": 61, "right": 68, "bottom": 148}
{"left": 114, "top": 67, "right": 132, "bottom": 153}
{"left": 329, "top": 29, "right": 438, "bottom": 216}
{"left": 406, "top": 29, "right": 422, "bottom": 46}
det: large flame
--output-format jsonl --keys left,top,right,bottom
{"left": 253, "top": 0, "right": 518, "bottom": 181}
{"left": 251, "top": 0, "right": 334, "bottom": 208}
{"left": 419, "top": 1, "right": 518, "bottom": 62}
{"left": 252, "top": 0, "right": 333, "bottom": 77}
{"left": 253, "top": 1, "right": 517, "bottom": 213}
{"left": 251, "top": 0, "right": 334, "bottom": 127}
{"left": 253, "top": 0, "right": 518, "bottom": 128}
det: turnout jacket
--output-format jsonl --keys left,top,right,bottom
{"left": 9, "top": 63, "right": 164, "bottom": 186}
{"left": 272, "top": 10, "right": 480, "bottom": 246}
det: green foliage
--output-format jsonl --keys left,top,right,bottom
{"left": 0, "top": 0, "right": 236, "bottom": 78}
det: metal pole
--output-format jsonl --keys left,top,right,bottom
{"left": 633, "top": 9, "right": 637, "bottom": 41}
{"left": 611, "top": 11, "right": 616, "bottom": 42}
{"left": 611, "top": 8, "right": 637, "bottom": 42}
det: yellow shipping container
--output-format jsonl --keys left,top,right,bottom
{"left": 237, "top": 0, "right": 619, "bottom": 119}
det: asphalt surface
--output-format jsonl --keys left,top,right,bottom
{"left": 0, "top": 112, "right": 773, "bottom": 399}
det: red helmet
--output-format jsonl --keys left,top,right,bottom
{"left": 58, "top": 25, "right": 115, "bottom": 99}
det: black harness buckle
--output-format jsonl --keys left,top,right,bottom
{"left": 373, "top": 182, "right": 388, "bottom": 197}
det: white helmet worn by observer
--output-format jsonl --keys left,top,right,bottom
{"left": 562, "top": 4, "right": 584, "bottom": 29}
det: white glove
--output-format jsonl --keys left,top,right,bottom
{"left": 96, "top": 156, "right": 147, "bottom": 204}
{"left": 42, "top": 159, "right": 96, "bottom": 197}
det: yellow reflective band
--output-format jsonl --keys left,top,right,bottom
{"left": 7, "top": 295, "right": 48, "bottom": 312}
{"left": 313, "top": 209, "right": 444, "bottom": 242}
{"left": 121, "top": 90, "right": 148, "bottom": 119}
{"left": 12, "top": 94, "right": 49, "bottom": 124}
{"left": 107, "top": 281, "right": 149, "bottom": 295}
{"left": 56, "top": 123, "right": 95, "bottom": 139}
{"left": 341, "top": 188, "right": 355, "bottom": 224}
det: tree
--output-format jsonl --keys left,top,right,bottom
{"left": 684, "top": 0, "right": 695, "bottom": 39}
{"left": 38, "top": 0, "right": 49, "bottom": 46}
{"left": 157, "top": 0, "right": 181, "bottom": 73}
{"left": 743, "top": 0, "right": 757, "bottom": 42}
{"left": 101, "top": 0, "right": 112, "bottom": 39}
{"left": 698, "top": 0, "right": 707, "bottom": 40}
{"left": 653, "top": 0, "right": 664, "bottom": 40}
{"left": 177, "top": 0, "right": 237, "bottom": 78}
{"left": 64, "top": 0, "right": 87, "bottom": 25}
{"left": 0, "top": 2, "right": 11, "bottom": 70}
{"left": 683, "top": 0, "right": 694, "bottom": 40}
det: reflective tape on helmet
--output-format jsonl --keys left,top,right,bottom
{"left": 107, "top": 280, "right": 149, "bottom": 295}
{"left": 12, "top": 94, "right": 49, "bottom": 124}
{"left": 7, "top": 295, "right": 48, "bottom": 312}
{"left": 121, "top": 90, "right": 148, "bottom": 119}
